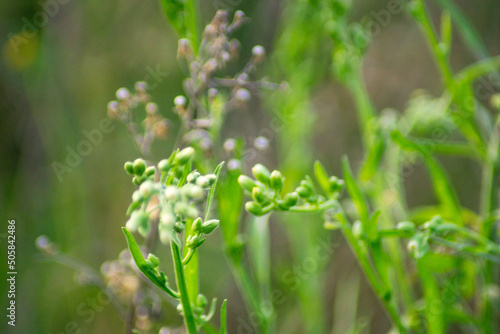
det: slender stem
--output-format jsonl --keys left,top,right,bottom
{"left": 229, "top": 259, "right": 270, "bottom": 333}
{"left": 171, "top": 242, "right": 198, "bottom": 334}
{"left": 336, "top": 210, "right": 407, "bottom": 333}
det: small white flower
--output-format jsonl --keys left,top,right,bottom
{"left": 116, "top": 87, "right": 131, "bottom": 100}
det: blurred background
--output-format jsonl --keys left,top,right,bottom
{"left": 1, "top": 0, "right": 500, "bottom": 333}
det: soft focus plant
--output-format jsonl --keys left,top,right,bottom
{"left": 36, "top": 0, "right": 500, "bottom": 333}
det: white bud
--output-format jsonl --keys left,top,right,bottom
{"left": 164, "top": 186, "right": 178, "bottom": 200}
{"left": 116, "top": 87, "right": 131, "bottom": 100}
{"left": 252, "top": 45, "right": 265, "bottom": 58}
{"left": 235, "top": 88, "right": 251, "bottom": 102}
{"left": 174, "top": 95, "right": 187, "bottom": 107}
{"left": 254, "top": 136, "right": 269, "bottom": 150}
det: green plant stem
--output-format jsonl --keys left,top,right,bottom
{"left": 336, "top": 209, "right": 407, "bottom": 333}
{"left": 229, "top": 259, "right": 270, "bottom": 334}
{"left": 171, "top": 242, "right": 198, "bottom": 334}
{"left": 183, "top": 219, "right": 198, "bottom": 305}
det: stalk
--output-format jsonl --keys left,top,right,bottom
{"left": 171, "top": 242, "right": 198, "bottom": 334}
{"left": 336, "top": 209, "right": 407, "bottom": 333}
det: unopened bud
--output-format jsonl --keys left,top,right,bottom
{"left": 245, "top": 201, "right": 263, "bottom": 216}
{"left": 252, "top": 164, "right": 271, "bottom": 185}
{"left": 270, "top": 170, "right": 284, "bottom": 191}
{"left": 238, "top": 175, "right": 257, "bottom": 192}
{"left": 174, "top": 147, "right": 195, "bottom": 165}
{"left": 133, "top": 159, "right": 146, "bottom": 175}
{"left": 201, "top": 219, "right": 220, "bottom": 234}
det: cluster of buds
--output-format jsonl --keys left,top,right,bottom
{"left": 174, "top": 10, "right": 277, "bottom": 152}
{"left": 124, "top": 147, "right": 218, "bottom": 245}
{"left": 239, "top": 163, "right": 344, "bottom": 216}
{"left": 107, "top": 82, "right": 170, "bottom": 155}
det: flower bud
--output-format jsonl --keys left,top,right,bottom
{"left": 252, "top": 187, "right": 267, "bottom": 204}
{"left": 252, "top": 164, "right": 271, "bottom": 185}
{"left": 187, "top": 171, "right": 201, "bottom": 183}
{"left": 158, "top": 159, "right": 171, "bottom": 172}
{"left": 196, "top": 294, "right": 208, "bottom": 309}
{"left": 235, "top": 88, "right": 251, "bottom": 102}
{"left": 252, "top": 45, "right": 265, "bottom": 62}
{"left": 174, "top": 147, "right": 195, "bottom": 165}
{"left": 254, "top": 136, "right": 269, "bottom": 150}
{"left": 238, "top": 175, "right": 257, "bottom": 192}
{"left": 296, "top": 186, "right": 311, "bottom": 198}
{"left": 397, "top": 221, "right": 416, "bottom": 235}
{"left": 195, "top": 176, "right": 209, "bottom": 187}
{"left": 116, "top": 87, "right": 131, "bottom": 100}
{"left": 270, "top": 170, "right": 284, "bottom": 191}
{"left": 182, "top": 184, "right": 203, "bottom": 199}
{"left": 133, "top": 159, "right": 146, "bottom": 175}
{"left": 145, "top": 166, "right": 156, "bottom": 176}
{"left": 284, "top": 192, "right": 299, "bottom": 207}
{"left": 147, "top": 253, "right": 160, "bottom": 267}
{"left": 187, "top": 235, "right": 205, "bottom": 249}
{"left": 174, "top": 95, "right": 187, "bottom": 107}
{"left": 201, "top": 219, "right": 220, "bottom": 234}
{"left": 192, "top": 217, "right": 203, "bottom": 233}
{"left": 124, "top": 161, "right": 134, "bottom": 175}
{"left": 329, "top": 176, "right": 345, "bottom": 193}
{"left": 139, "top": 181, "right": 155, "bottom": 197}
{"left": 205, "top": 174, "right": 217, "bottom": 186}
{"left": 245, "top": 201, "right": 263, "bottom": 216}
{"left": 174, "top": 222, "right": 185, "bottom": 233}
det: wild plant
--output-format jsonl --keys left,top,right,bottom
{"left": 36, "top": 1, "right": 500, "bottom": 333}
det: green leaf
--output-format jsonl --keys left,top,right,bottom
{"left": 314, "top": 160, "right": 331, "bottom": 196}
{"left": 122, "top": 228, "right": 179, "bottom": 299}
{"left": 220, "top": 300, "right": 227, "bottom": 334}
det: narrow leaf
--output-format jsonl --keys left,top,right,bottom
{"left": 220, "top": 300, "right": 227, "bottom": 334}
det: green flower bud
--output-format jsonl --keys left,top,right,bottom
{"left": 252, "top": 164, "right": 271, "bottom": 185}
{"left": 277, "top": 200, "right": 289, "bottom": 210}
{"left": 195, "top": 176, "right": 210, "bottom": 187}
{"left": 187, "top": 171, "right": 201, "bottom": 183}
{"left": 133, "top": 158, "right": 146, "bottom": 175}
{"left": 182, "top": 184, "right": 203, "bottom": 199}
{"left": 296, "top": 186, "right": 311, "bottom": 198}
{"left": 192, "top": 217, "right": 203, "bottom": 233}
{"left": 329, "top": 176, "right": 345, "bottom": 193}
{"left": 238, "top": 175, "right": 257, "bottom": 192}
{"left": 174, "top": 147, "right": 195, "bottom": 165}
{"left": 145, "top": 166, "right": 156, "bottom": 176}
{"left": 124, "top": 161, "right": 134, "bottom": 175}
{"left": 252, "top": 187, "right": 267, "bottom": 204}
{"left": 139, "top": 180, "right": 155, "bottom": 198}
{"left": 196, "top": 294, "right": 208, "bottom": 309}
{"left": 397, "top": 221, "right": 416, "bottom": 235}
{"left": 158, "top": 159, "right": 171, "bottom": 172}
{"left": 284, "top": 192, "right": 299, "bottom": 207}
{"left": 206, "top": 174, "right": 217, "bottom": 186}
{"left": 147, "top": 253, "right": 160, "bottom": 267}
{"left": 201, "top": 219, "right": 220, "bottom": 234}
{"left": 187, "top": 235, "right": 205, "bottom": 248}
{"left": 245, "top": 201, "right": 263, "bottom": 216}
{"left": 174, "top": 222, "right": 184, "bottom": 233}
{"left": 270, "top": 170, "right": 284, "bottom": 191}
